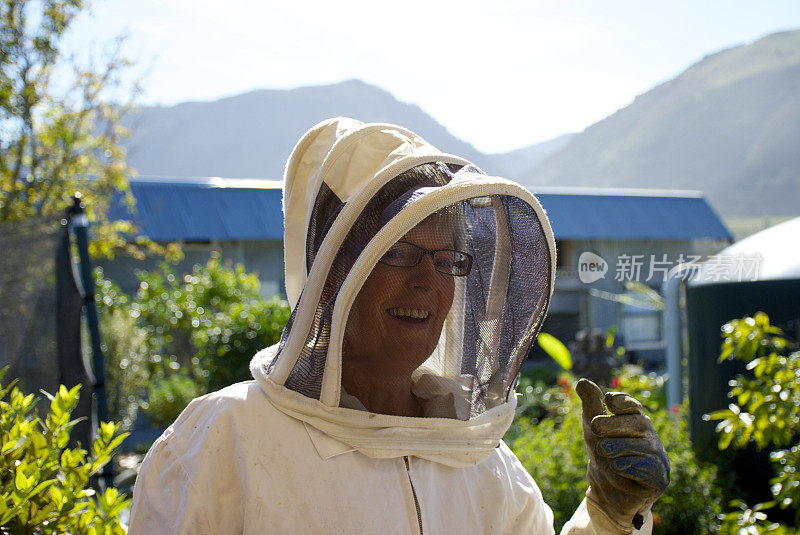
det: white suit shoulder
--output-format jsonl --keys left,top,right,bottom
{"left": 129, "top": 382, "right": 301, "bottom": 534}
{"left": 137, "top": 381, "right": 296, "bottom": 463}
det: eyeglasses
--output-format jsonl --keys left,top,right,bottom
{"left": 379, "top": 241, "right": 473, "bottom": 277}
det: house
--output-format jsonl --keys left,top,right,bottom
{"left": 105, "top": 177, "right": 732, "bottom": 364}
{"left": 535, "top": 186, "right": 732, "bottom": 362}
{"left": 102, "top": 177, "right": 286, "bottom": 297}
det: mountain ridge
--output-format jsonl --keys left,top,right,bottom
{"left": 123, "top": 79, "right": 494, "bottom": 178}
{"left": 520, "top": 29, "right": 800, "bottom": 217}
{"left": 122, "top": 29, "right": 800, "bottom": 218}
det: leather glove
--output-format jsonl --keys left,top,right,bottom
{"left": 575, "top": 378, "right": 670, "bottom": 533}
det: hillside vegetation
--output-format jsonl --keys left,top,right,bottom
{"left": 521, "top": 30, "right": 800, "bottom": 217}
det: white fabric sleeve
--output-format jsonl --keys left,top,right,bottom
{"left": 128, "top": 394, "right": 244, "bottom": 535}
{"left": 128, "top": 435, "right": 213, "bottom": 534}
{"left": 496, "top": 442, "right": 556, "bottom": 534}
{"left": 561, "top": 498, "right": 653, "bottom": 535}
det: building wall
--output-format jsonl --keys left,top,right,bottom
{"left": 97, "top": 239, "right": 286, "bottom": 299}
{"left": 551, "top": 237, "right": 730, "bottom": 363}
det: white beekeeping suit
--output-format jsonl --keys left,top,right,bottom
{"left": 130, "top": 117, "right": 662, "bottom": 534}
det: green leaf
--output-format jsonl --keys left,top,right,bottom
{"left": 0, "top": 373, "right": 18, "bottom": 401}
{"left": 31, "top": 432, "right": 48, "bottom": 457}
{"left": 604, "top": 326, "right": 617, "bottom": 348}
{"left": 703, "top": 409, "right": 733, "bottom": 421}
{"left": 2, "top": 437, "right": 25, "bottom": 455}
{"left": 536, "top": 333, "right": 572, "bottom": 371}
{"left": 719, "top": 430, "right": 734, "bottom": 451}
{"left": 99, "top": 421, "right": 115, "bottom": 441}
{"left": 105, "top": 432, "right": 129, "bottom": 453}
{"left": 15, "top": 470, "right": 32, "bottom": 491}
{"left": 49, "top": 485, "right": 64, "bottom": 506}
{"left": 27, "top": 479, "right": 56, "bottom": 499}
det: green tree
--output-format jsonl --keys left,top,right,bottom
{"left": 0, "top": 0, "right": 167, "bottom": 259}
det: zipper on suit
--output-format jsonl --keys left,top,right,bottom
{"left": 404, "top": 456, "right": 423, "bottom": 535}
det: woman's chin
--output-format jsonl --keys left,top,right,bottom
{"left": 383, "top": 342, "right": 436, "bottom": 369}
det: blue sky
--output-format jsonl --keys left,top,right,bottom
{"left": 66, "top": 0, "right": 800, "bottom": 153}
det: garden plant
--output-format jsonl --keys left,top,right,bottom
{"left": 0, "top": 368, "right": 129, "bottom": 533}
{"left": 506, "top": 364, "right": 723, "bottom": 534}
{"left": 706, "top": 312, "right": 800, "bottom": 533}
{"left": 97, "top": 255, "right": 291, "bottom": 428}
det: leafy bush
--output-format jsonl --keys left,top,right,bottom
{"left": 96, "top": 271, "right": 149, "bottom": 430}
{"left": 705, "top": 312, "right": 800, "bottom": 528}
{"left": 706, "top": 313, "right": 799, "bottom": 452}
{"left": 0, "top": 368, "right": 129, "bottom": 533}
{"left": 615, "top": 366, "right": 723, "bottom": 534}
{"left": 611, "top": 364, "right": 667, "bottom": 412}
{"left": 719, "top": 500, "right": 780, "bottom": 534}
{"left": 97, "top": 255, "right": 291, "bottom": 427}
{"left": 132, "top": 255, "right": 290, "bottom": 389}
{"left": 648, "top": 403, "right": 723, "bottom": 534}
{"left": 507, "top": 373, "right": 723, "bottom": 534}
{"left": 144, "top": 372, "right": 202, "bottom": 429}
{"left": 506, "top": 391, "right": 588, "bottom": 531}
{"left": 513, "top": 367, "right": 571, "bottom": 423}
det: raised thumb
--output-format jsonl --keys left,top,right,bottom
{"left": 576, "top": 378, "right": 607, "bottom": 422}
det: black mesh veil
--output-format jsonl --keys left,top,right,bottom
{"left": 270, "top": 163, "right": 552, "bottom": 420}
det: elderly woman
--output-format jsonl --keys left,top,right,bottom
{"left": 130, "top": 118, "right": 668, "bottom": 534}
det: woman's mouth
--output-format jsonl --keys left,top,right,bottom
{"left": 387, "top": 307, "right": 430, "bottom": 323}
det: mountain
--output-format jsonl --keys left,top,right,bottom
{"left": 487, "top": 133, "right": 576, "bottom": 178}
{"left": 123, "top": 79, "right": 493, "bottom": 179}
{"left": 520, "top": 30, "right": 800, "bottom": 217}
{"left": 123, "top": 29, "right": 800, "bottom": 218}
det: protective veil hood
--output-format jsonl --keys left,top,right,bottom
{"left": 251, "top": 118, "right": 556, "bottom": 467}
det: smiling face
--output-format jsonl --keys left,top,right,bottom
{"left": 342, "top": 218, "right": 456, "bottom": 380}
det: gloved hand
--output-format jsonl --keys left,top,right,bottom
{"left": 575, "top": 378, "right": 670, "bottom": 533}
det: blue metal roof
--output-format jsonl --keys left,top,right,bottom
{"left": 533, "top": 188, "right": 732, "bottom": 241}
{"left": 114, "top": 179, "right": 732, "bottom": 242}
{"left": 112, "top": 177, "right": 284, "bottom": 242}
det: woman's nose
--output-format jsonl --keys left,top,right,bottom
{"left": 409, "top": 253, "right": 440, "bottom": 288}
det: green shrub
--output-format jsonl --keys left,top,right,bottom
{"left": 96, "top": 271, "right": 149, "bottom": 430}
{"left": 506, "top": 392, "right": 588, "bottom": 531}
{"left": 507, "top": 375, "right": 723, "bottom": 534}
{"left": 0, "top": 368, "right": 129, "bottom": 533}
{"left": 705, "top": 312, "right": 800, "bottom": 529}
{"left": 132, "top": 255, "right": 290, "bottom": 388}
{"left": 612, "top": 364, "right": 667, "bottom": 412}
{"left": 512, "top": 367, "right": 571, "bottom": 423}
{"left": 719, "top": 500, "right": 780, "bottom": 534}
{"left": 192, "top": 297, "right": 291, "bottom": 390}
{"left": 614, "top": 365, "right": 723, "bottom": 533}
{"left": 649, "top": 404, "right": 723, "bottom": 534}
{"left": 96, "top": 255, "right": 291, "bottom": 427}
{"left": 144, "top": 372, "right": 203, "bottom": 429}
